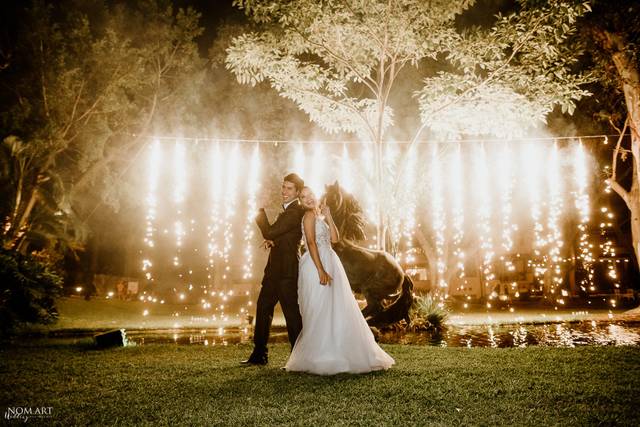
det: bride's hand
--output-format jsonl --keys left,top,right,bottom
{"left": 319, "top": 269, "right": 332, "bottom": 286}
{"left": 320, "top": 203, "right": 331, "bottom": 218}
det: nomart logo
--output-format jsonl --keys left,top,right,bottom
{"left": 4, "top": 406, "right": 53, "bottom": 422}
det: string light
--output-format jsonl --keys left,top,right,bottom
{"left": 138, "top": 133, "right": 628, "bottom": 144}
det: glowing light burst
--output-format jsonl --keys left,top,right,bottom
{"left": 222, "top": 144, "right": 240, "bottom": 281}
{"left": 293, "top": 144, "right": 306, "bottom": 179}
{"left": 172, "top": 140, "right": 187, "bottom": 267}
{"left": 430, "top": 145, "right": 447, "bottom": 293}
{"left": 207, "top": 142, "right": 224, "bottom": 284}
{"left": 360, "top": 142, "right": 377, "bottom": 225}
{"left": 142, "top": 139, "right": 162, "bottom": 281}
{"left": 137, "top": 137, "right": 598, "bottom": 305}
{"left": 573, "top": 141, "right": 593, "bottom": 287}
{"left": 523, "top": 143, "right": 545, "bottom": 258}
{"left": 242, "top": 144, "right": 261, "bottom": 280}
{"left": 450, "top": 144, "right": 465, "bottom": 279}
{"left": 383, "top": 141, "right": 399, "bottom": 177}
{"left": 546, "top": 143, "right": 564, "bottom": 295}
{"left": 309, "top": 143, "right": 326, "bottom": 195}
{"left": 473, "top": 144, "right": 495, "bottom": 284}
{"left": 385, "top": 142, "right": 402, "bottom": 245}
{"left": 497, "top": 144, "right": 517, "bottom": 256}
{"left": 399, "top": 143, "right": 418, "bottom": 265}
{"left": 340, "top": 144, "right": 354, "bottom": 193}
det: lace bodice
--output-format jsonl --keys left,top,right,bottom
{"left": 302, "top": 215, "right": 332, "bottom": 249}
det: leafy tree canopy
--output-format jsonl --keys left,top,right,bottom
{"left": 226, "top": 0, "right": 592, "bottom": 140}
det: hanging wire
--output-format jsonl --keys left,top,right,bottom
{"left": 131, "top": 133, "right": 631, "bottom": 144}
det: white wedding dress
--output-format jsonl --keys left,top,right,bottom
{"left": 285, "top": 216, "right": 394, "bottom": 375}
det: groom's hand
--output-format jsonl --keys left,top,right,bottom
{"left": 256, "top": 192, "right": 271, "bottom": 210}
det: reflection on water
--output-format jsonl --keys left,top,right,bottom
{"left": 119, "top": 321, "right": 640, "bottom": 348}
{"left": 126, "top": 327, "right": 258, "bottom": 346}
{"left": 377, "top": 321, "right": 640, "bottom": 348}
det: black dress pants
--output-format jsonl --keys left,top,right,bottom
{"left": 252, "top": 277, "right": 303, "bottom": 355}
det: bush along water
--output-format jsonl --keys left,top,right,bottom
{"left": 0, "top": 248, "right": 63, "bottom": 337}
{"left": 408, "top": 294, "right": 450, "bottom": 331}
{"left": 380, "top": 293, "right": 449, "bottom": 333}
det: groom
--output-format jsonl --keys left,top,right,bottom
{"left": 242, "top": 173, "right": 306, "bottom": 365}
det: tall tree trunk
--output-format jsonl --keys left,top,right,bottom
{"left": 4, "top": 187, "right": 38, "bottom": 251}
{"left": 601, "top": 29, "right": 640, "bottom": 272}
{"left": 374, "top": 32, "right": 387, "bottom": 252}
{"left": 628, "top": 145, "right": 640, "bottom": 271}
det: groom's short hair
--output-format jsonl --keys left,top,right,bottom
{"left": 284, "top": 173, "right": 304, "bottom": 192}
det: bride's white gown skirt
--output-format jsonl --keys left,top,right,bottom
{"left": 285, "top": 244, "right": 395, "bottom": 375}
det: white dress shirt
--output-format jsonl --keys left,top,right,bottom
{"left": 283, "top": 198, "right": 298, "bottom": 210}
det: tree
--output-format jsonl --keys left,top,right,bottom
{"left": 208, "top": 18, "right": 321, "bottom": 140}
{"left": 586, "top": 0, "right": 640, "bottom": 271}
{"left": 226, "top": 0, "right": 591, "bottom": 251}
{"left": 0, "top": 0, "right": 204, "bottom": 254}
{"left": 0, "top": 247, "right": 63, "bottom": 336}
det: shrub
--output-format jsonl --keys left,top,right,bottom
{"left": 0, "top": 248, "right": 63, "bottom": 336}
{"left": 408, "top": 293, "right": 449, "bottom": 331}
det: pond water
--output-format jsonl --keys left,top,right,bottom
{"left": 378, "top": 321, "right": 640, "bottom": 348}
{"left": 107, "top": 320, "right": 640, "bottom": 348}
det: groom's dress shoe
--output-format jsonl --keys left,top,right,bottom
{"left": 240, "top": 355, "right": 268, "bottom": 365}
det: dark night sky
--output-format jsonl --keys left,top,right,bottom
{"left": 0, "top": 0, "right": 516, "bottom": 60}
{"left": 173, "top": 0, "right": 243, "bottom": 52}
{"left": 0, "top": 0, "right": 244, "bottom": 56}
{"left": 181, "top": 0, "right": 516, "bottom": 52}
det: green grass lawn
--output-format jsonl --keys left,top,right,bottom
{"left": 1, "top": 341, "right": 639, "bottom": 426}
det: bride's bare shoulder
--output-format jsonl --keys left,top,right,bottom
{"left": 302, "top": 211, "right": 316, "bottom": 229}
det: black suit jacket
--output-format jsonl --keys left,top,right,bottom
{"left": 256, "top": 200, "right": 305, "bottom": 284}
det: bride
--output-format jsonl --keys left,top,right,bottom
{"left": 285, "top": 186, "right": 394, "bottom": 375}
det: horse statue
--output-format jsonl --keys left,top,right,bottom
{"left": 321, "top": 181, "right": 414, "bottom": 326}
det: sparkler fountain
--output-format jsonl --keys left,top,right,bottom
{"left": 137, "top": 137, "right": 605, "bottom": 327}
